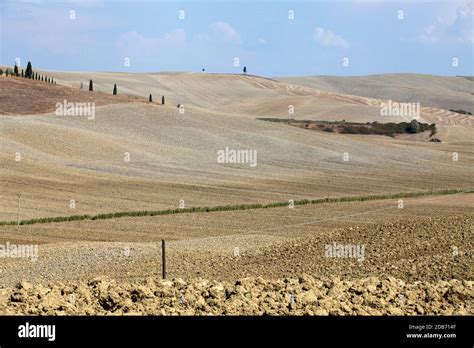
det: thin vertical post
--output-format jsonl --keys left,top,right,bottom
{"left": 162, "top": 239, "right": 166, "bottom": 279}
{"left": 17, "top": 194, "right": 21, "bottom": 226}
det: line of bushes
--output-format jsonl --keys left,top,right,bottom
{"left": 257, "top": 118, "right": 437, "bottom": 137}
{"left": 337, "top": 121, "right": 435, "bottom": 136}
{"left": 450, "top": 109, "right": 473, "bottom": 116}
{"left": 0, "top": 188, "right": 470, "bottom": 226}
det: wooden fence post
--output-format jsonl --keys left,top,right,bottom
{"left": 162, "top": 239, "right": 166, "bottom": 279}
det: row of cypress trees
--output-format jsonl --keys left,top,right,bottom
{"left": 1, "top": 61, "right": 55, "bottom": 84}
{"left": 3, "top": 62, "right": 165, "bottom": 105}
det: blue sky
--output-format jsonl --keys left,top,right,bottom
{"left": 1, "top": 0, "right": 473, "bottom": 76}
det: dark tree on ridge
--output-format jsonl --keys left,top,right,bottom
{"left": 25, "top": 61, "right": 33, "bottom": 78}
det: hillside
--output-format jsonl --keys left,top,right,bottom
{"left": 0, "top": 75, "right": 135, "bottom": 115}
{"left": 1, "top": 71, "right": 473, "bottom": 221}
{"left": 280, "top": 74, "right": 474, "bottom": 114}
{"left": 27, "top": 70, "right": 425, "bottom": 123}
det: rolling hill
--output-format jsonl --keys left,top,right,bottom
{"left": 1, "top": 72, "right": 473, "bottom": 221}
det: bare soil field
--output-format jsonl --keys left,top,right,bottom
{"left": 0, "top": 199, "right": 472, "bottom": 315}
{"left": 0, "top": 196, "right": 471, "bottom": 286}
{"left": 1, "top": 276, "right": 471, "bottom": 315}
{"left": 0, "top": 75, "right": 136, "bottom": 115}
{"left": 0, "top": 70, "right": 472, "bottom": 315}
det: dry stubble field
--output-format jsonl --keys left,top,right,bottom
{"left": 0, "top": 72, "right": 472, "bottom": 315}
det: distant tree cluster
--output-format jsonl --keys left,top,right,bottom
{"left": 259, "top": 118, "right": 437, "bottom": 137}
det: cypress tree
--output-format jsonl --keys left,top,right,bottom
{"left": 113, "top": 84, "right": 117, "bottom": 95}
{"left": 25, "top": 61, "right": 32, "bottom": 78}
{"left": 243, "top": 66, "right": 247, "bottom": 74}
{"left": 162, "top": 95, "right": 165, "bottom": 105}
{"left": 6, "top": 69, "right": 8, "bottom": 76}
{"left": 149, "top": 94, "right": 153, "bottom": 102}
{"left": 21, "top": 70, "right": 24, "bottom": 77}
{"left": 0, "top": 68, "right": 3, "bottom": 75}
{"left": 14, "top": 64, "right": 18, "bottom": 76}
{"left": 89, "top": 80, "right": 93, "bottom": 91}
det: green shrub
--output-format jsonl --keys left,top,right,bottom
{"left": 2, "top": 188, "right": 470, "bottom": 226}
